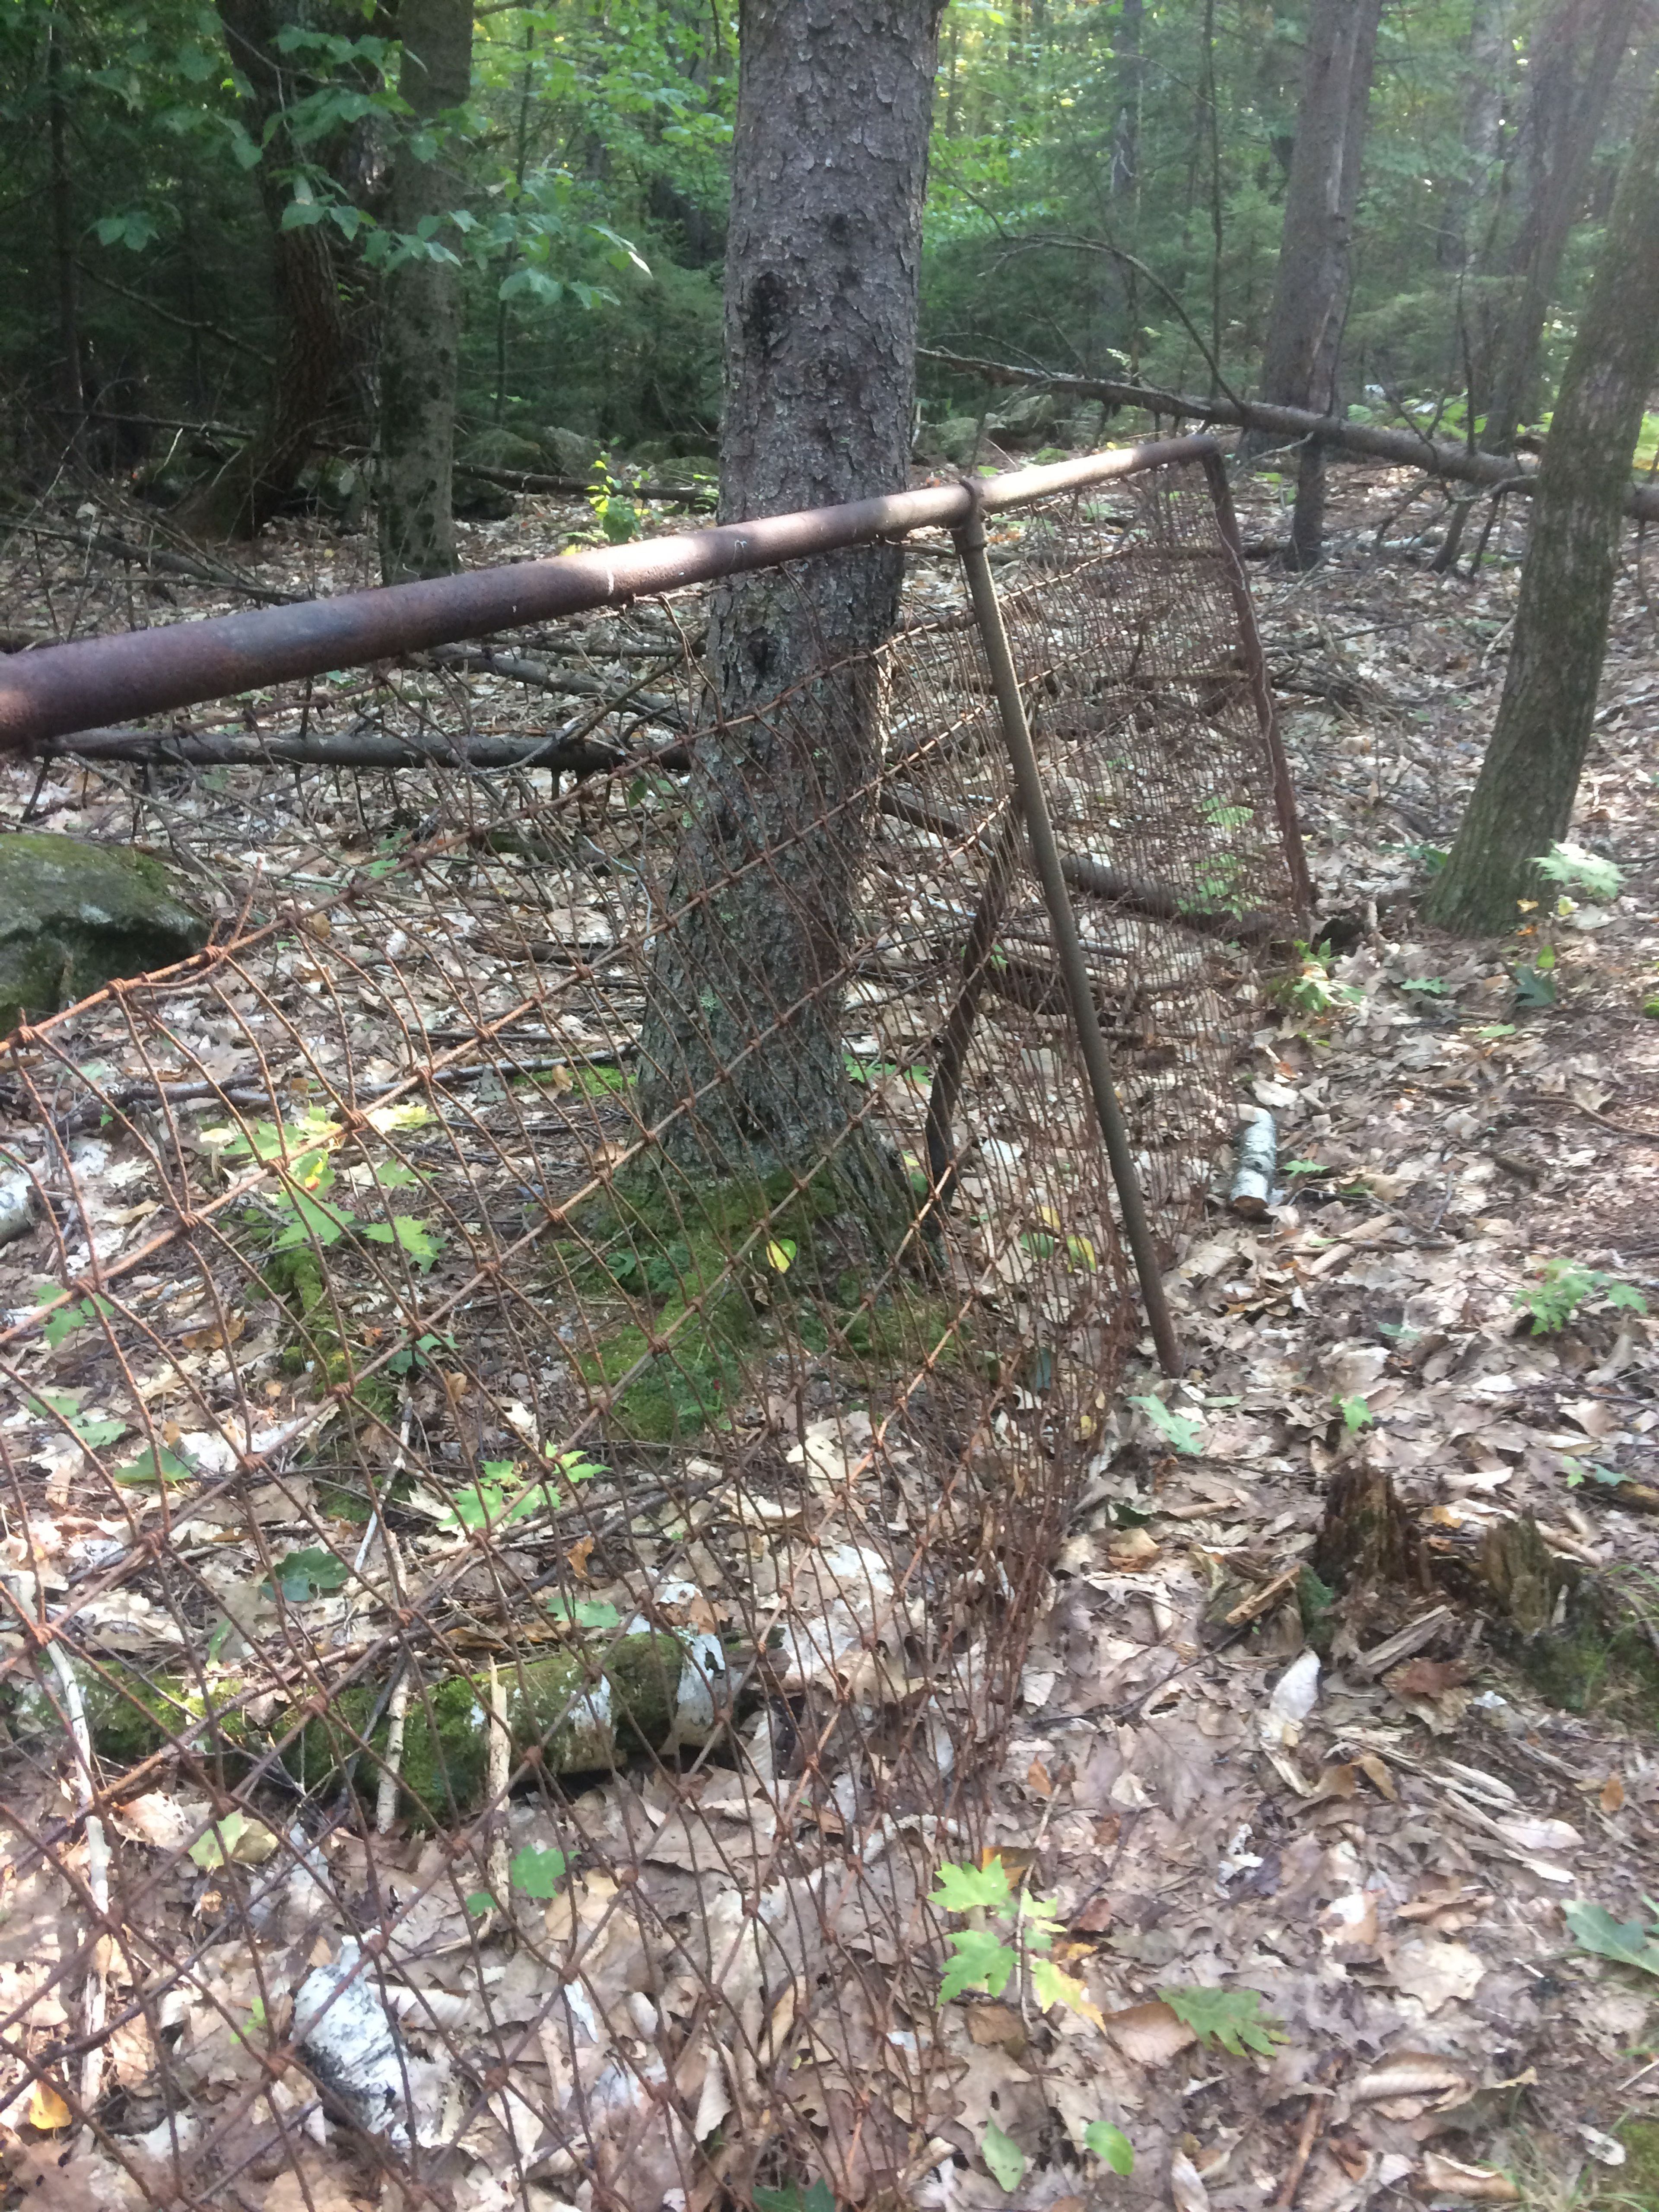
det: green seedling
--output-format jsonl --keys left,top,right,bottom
{"left": 24, "top": 1387, "right": 128, "bottom": 1452}
{"left": 1515, "top": 1258, "right": 1647, "bottom": 1335}
{"left": 1535, "top": 841, "right": 1623, "bottom": 903}
{"left": 441, "top": 1452, "right": 605, "bottom": 1532}
{"left": 34, "top": 1286, "right": 115, "bottom": 1351}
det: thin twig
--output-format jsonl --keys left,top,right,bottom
{"left": 1273, "top": 2092, "right": 1327, "bottom": 2210}
{"left": 46, "top": 1639, "right": 111, "bottom": 2120}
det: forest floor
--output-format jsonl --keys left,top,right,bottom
{"left": 0, "top": 444, "right": 1657, "bottom": 2212}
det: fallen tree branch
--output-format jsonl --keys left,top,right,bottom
{"left": 429, "top": 642, "right": 685, "bottom": 723}
{"left": 880, "top": 785, "right": 1291, "bottom": 944}
{"left": 918, "top": 347, "right": 1659, "bottom": 524}
{"left": 454, "top": 461, "right": 717, "bottom": 508}
{"left": 31, "top": 722, "right": 690, "bottom": 776}
{"left": 0, "top": 514, "right": 303, "bottom": 605}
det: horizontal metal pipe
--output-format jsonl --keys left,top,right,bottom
{"left": 0, "top": 438, "right": 1217, "bottom": 750}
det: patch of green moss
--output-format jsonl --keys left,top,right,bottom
{"left": 1608, "top": 2122, "right": 1659, "bottom": 2208}
{"left": 265, "top": 1249, "right": 397, "bottom": 1423}
{"left": 6, "top": 1660, "right": 251, "bottom": 1774}
{"left": 559, "top": 1157, "right": 953, "bottom": 1440}
{"left": 284, "top": 1636, "right": 696, "bottom": 1820}
{"left": 1481, "top": 1519, "right": 1659, "bottom": 1727}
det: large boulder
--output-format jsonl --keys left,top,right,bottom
{"left": 928, "top": 415, "right": 986, "bottom": 467}
{"left": 985, "top": 388, "right": 1062, "bottom": 445}
{"left": 0, "top": 834, "right": 208, "bottom": 1037}
{"left": 538, "top": 426, "right": 602, "bottom": 478}
{"left": 455, "top": 427, "right": 545, "bottom": 475}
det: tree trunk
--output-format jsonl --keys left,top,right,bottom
{"left": 1425, "top": 66, "right": 1659, "bottom": 935}
{"left": 377, "top": 0, "right": 474, "bottom": 582}
{"left": 1245, "top": 0, "right": 1384, "bottom": 564}
{"left": 1482, "top": 0, "right": 1640, "bottom": 451}
{"left": 636, "top": 0, "right": 942, "bottom": 1218}
{"left": 46, "top": 24, "right": 86, "bottom": 466}
{"left": 1438, "top": 0, "right": 1511, "bottom": 269}
{"left": 180, "top": 0, "right": 381, "bottom": 541}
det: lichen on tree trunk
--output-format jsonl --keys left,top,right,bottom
{"left": 635, "top": 0, "right": 944, "bottom": 1251}
{"left": 1426, "top": 64, "right": 1659, "bottom": 935}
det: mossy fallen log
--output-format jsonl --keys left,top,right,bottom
{"left": 6, "top": 1631, "right": 730, "bottom": 1818}
{"left": 287, "top": 1632, "right": 730, "bottom": 1818}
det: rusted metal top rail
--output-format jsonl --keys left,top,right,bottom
{"left": 0, "top": 439, "right": 1217, "bottom": 749}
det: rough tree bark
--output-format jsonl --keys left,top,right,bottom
{"left": 377, "top": 0, "right": 473, "bottom": 582}
{"left": 1424, "top": 66, "right": 1659, "bottom": 936}
{"left": 636, "top": 0, "right": 943, "bottom": 1223}
{"left": 181, "top": 0, "right": 383, "bottom": 541}
{"left": 1482, "top": 0, "right": 1640, "bottom": 452}
{"left": 1245, "top": 0, "right": 1384, "bottom": 564}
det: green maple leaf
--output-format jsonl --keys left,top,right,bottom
{"left": 940, "top": 1929, "right": 1016, "bottom": 2003}
{"left": 930, "top": 1858, "right": 1014, "bottom": 1914}
{"left": 509, "top": 1845, "right": 568, "bottom": 1900}
{"left": 1159, "top": 1985, "right": 1285, "bottom": 2057}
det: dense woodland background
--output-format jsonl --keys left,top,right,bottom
{"left": 6, "top": 0, "right": 1656, "bottom": 507}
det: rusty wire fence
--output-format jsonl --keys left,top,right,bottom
{"left": 0, "top": 443, "right": 1305, "bottom": 2212}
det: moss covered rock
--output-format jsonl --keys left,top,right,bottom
{"left": 0, "top": 833, "right": 207, "bottom": 1037}
{"left": 538, "top": 425, "right": 601, "bottom": 477}
{"left": 456, "top": 428, "right": 545, "bottom": 474}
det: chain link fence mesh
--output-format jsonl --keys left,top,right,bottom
{"left": 0, "top": 449, "right": 1303, "bottom": 2212}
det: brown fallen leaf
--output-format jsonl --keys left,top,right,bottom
{"left": 1355, "top": 1750, "right": 1398, "bottom": 1800}
{"left": 1027, "top": 1757, "right": 1054, "bottom": 1798}
{"left": 1419, "top": 2153, "right": 1520, "bottom": 2202}
{"left": 1169, "top": 2148, "right": 1211, "bottom": 2212}
{"left": 1104, "top": 2001, "right": 1196, "bottom": 2066}
{"left": 1389, "top": 1937, "right": 1486, "bottom": 2012}
{"left": 1389, "top": 1657, "right": 1469, "bottom": 1697}
{"left": 263, "top": 2158, "right": 362, "bottom": 2212}
{"left": 1351, "top": 2053, "right": 1472, "bottom": 2107}
{"left": 966, "top": 2002, "right": 1027, "bottom": 2056}
{"left": 1305, "top": 1761, "right": 1359, "bottom": 1804}
{"left": 181, "top": 1311, "right": 246, "bottom": 1352}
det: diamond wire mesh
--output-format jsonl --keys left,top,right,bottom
{"left": 0, "top": 452, "right": 1301, "bottom": 2212}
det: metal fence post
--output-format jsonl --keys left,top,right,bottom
{"left": 952, "top": 500, "right": 1185, "bottom": 1379}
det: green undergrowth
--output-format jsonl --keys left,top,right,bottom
{"left": 559, "top": 1159, "right": 961, "bottom": 1441}
{"left": 265, "top": 1246, "right": 399, "bottom": 1424}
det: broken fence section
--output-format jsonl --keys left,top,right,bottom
{"left": 0, "top": 440, "right": 1306, "bottom": 2210}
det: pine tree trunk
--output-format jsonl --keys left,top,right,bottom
{"left": 377, "top": 0, "right": 472, "bottom": 582}
{"left": 1482, "top": 0, "right": 1640, "bottom": 451}
{"left": 1425, "top": 67, "right": 1659, "bottom": 935}
{"left": 1243, "top": 0, "right": 1383, "bottom": 564}
{"left": 636, "top": 0, "right": 942, "bottom": 1216}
